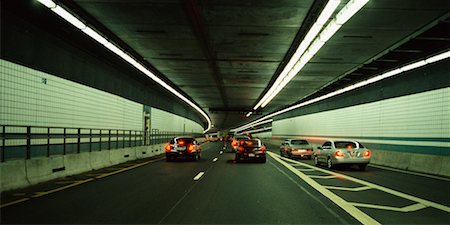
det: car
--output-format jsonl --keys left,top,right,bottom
{"left": 235, "top": 138, "right": 266, "bottom": 163}
{"left": 280, "top": 139, "right": 314, "bottom": 159}
{"left": 164, "top": 136, "right": 201, "bottom": 161}
{"left": 313, "top": 140, "right": 371, "bottom": 170}
{"left": 230, "top": 135, "right": 251, "bottom": 152}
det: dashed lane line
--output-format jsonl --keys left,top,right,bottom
{"left": 272, "top": 152, "right": 450, "bottom": 213}
{"left": 268, "top": 152, "right": 381, "bottom": 225}
{"left": 193, "top": 172, "right": 205, "bottom": 181}
{"left": 212, "top": 157, "right": 218, "bottom": 162}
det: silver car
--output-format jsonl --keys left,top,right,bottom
{"left": 280, "top": 139, "right": 314, "bottom": 159}
{"left": 314, "top": 140, "right": 371, "bottom": 170}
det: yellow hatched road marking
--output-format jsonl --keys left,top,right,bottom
{"left": 0, "top": 198, "right": 30, "bottom": 208}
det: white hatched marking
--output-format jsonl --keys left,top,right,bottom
{"left": 324, "top": 186, "right": 372, "bottom": 192}
{"left": 309, "top": 175, "right": 337, "bottom": 179}
{"left": 350, "top": 202, "right": 427, "bottom": 212}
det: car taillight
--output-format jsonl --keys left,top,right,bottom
{"left": 177, "top": 140, "right": 185, "bottom": 146}
{"left": 165, "top": 144, "right": 172, "bottom": 152}
{"left": 238, "top": 146, "right": 244, "bottom": 152}
{"left": 363, "top": 149, "right": 371, "bottom": 158}
{"left": 187, "top": 144, "right": 195, "bottom": 153}
{"left": 335, "top": 150, "right": 344, "bottom": 158}
{"left": 232, "top": 140, "right": 238, "bottom": 147}
{"left": 260, "top": 146, "right": 266, "bottom": 152}
{"left": 307, "top": 148, "right": 313, "bottom": 152}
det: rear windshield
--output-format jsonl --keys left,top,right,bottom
{"left": 172, "top": 138, "right": 195, "bottom": 145}
{"left": 334, "top": 141, "right": 357, "bottom": 149}
{"left": 239, "top": 139, "right": 262, "bottom": 147}
{"left": 291, "top": 140, "right": 309, "bottom": 145}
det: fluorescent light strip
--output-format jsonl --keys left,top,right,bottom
{"left": 233, "top": 50, "right": 450, "bottom": 132}
{"left": 256, "top": 0, "right": 370, "bottom": 110}
{"left": 253, "top": 0, "right": 342, "bottom": 110}
{"left": 37, "top": 0, "right": 212, "bottom": 133}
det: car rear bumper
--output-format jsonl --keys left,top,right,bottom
{"left": 235, "top": 152, "right": 266, "bottom": 161}
{"left": 334, "top": 157, "right": 370, "bottom": 165}
{"left": 291, "top": 150, "right": 314, "bottom": 157}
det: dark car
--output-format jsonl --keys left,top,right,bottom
{"left": 230, "top": 135, "right": 251, "bottom": 152}
{"left": 165, "top": 136, "right": 201, "bottom": 161}
{"left": 235, "top": 139, "right": 266, "bottom": 163}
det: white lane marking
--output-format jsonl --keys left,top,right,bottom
{"left": 193, "top": 172, "right": 205, "bottom": 181}
{"left": 350, "top": 202, "right": 427, "bottom": 212}
{"left": 219, "top": 151, "right": 223, "bottom": 154}
{"left": 324, "top": 186, "right": 372, "bottom": 192}
{"left": 297, "top": 168, "right": 316, "bottom": 172}
{"left": 268, "top": 152, "right": 381, "bottom": 225}
{"left": 309, "top": 175, "right": 337, "bottom": 179}
{"left": 271, "top": 152, "right": 450, "bottom": 213}
{"left": 369, "top": 164, "right": 450, "bottom": 182}
{"left": 212, "top": 157, "right": 218, "bottom": 162}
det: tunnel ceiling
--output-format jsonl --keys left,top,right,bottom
{"left": 60, "top": 0, "right": 449, "bottom": 130}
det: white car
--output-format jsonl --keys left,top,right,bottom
{"left": 314, "top": 140, "right": 371, "bottom": 170}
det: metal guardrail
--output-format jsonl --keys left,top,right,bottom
{"left": 0, "top": 125, "right": 200, "bottom": 162}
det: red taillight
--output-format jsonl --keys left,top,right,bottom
{"left": 364, "top": 149, "right": 371, "bottom": 158}
{"left": 335, "top": 150, "right": 344, "bottom": 158}
{"left": 177, "top": 140, "right": 185, "bottom": 146}
{"left": 307, "top": 148, "right": 313, "bottom": 152}
{"left": 165, "top": 144, "right": 172, "bottom": 152}
{"left": 238, "top": 146, "right": 244, "bottom": 152}
{"left": 260, "top": 146, "right": 266, "bottom": 152}
{"left": 232, "top": 140, "right": 238, "bottom": 147}
{"left": 187, "top": 144, "right": 195, "bottom": 153}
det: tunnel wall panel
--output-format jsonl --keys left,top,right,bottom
{"left": 151, "top": 107, "right": 204, "bottom": 134}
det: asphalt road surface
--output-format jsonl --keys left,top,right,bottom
{"left": 1, "top": 141, "right": 449, "bottom": 224}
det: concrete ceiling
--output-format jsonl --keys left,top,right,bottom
{"left": 65, "top": 0, "right": 449, "bottom": 131}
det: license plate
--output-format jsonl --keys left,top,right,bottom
{"left": 350, "top": 151, "right": 357, "bottom": 157}
{"left": 175, "top": 147, "right": 185, "bottom": 151}
{"left": 248, "top": 153, "right": 255, "bottom": 157}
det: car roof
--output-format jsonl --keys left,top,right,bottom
{"left": 174, "top": 136, "right": 194, "bottom": 140}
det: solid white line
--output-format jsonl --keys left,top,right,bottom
{"left": 268, "top": 152, "right": 381, "bottom": 225}
{"left": 193, "top": 172, "right": 205, "bottom": 181}
{"left": 212, "top": 157, "right": 218, "bottom": 162}
{"left": 272, "top": 153, "right": 450, "bottom": 213}
{"left": 369, "top": 164, "right": 450, "bottom": 182}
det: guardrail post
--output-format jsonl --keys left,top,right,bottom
{"left": 1, "top": 125, "right": 5, "bottom": 162}
{"left": 123, "top": 130, "right": 125, "bottom": 148}
{"left": 116, "top": 130, "right": 119, "bottom": 149}
{"left": 89, "top": 129, "right": 92, "bottom": 152}
{"left": 63, "top": 128, "right": 66, "bottom": 155}
{"left": 108, "top": 130, "right": 111, "bottom": 150}
{"left": 129, "top": 130, "right": 132, "bottom": 147}
{"left": 26, "top": 126, "right": 31, "bottom": 159}
{"left": 47, "top": 127, "right": 50, "bottom": 157}
{"left": 134, "top": 131, "right": 137, "bottom": 146}
{"left": 99, "top": 130, "right": 102, "bottom": 151}
{"left": 77, "top": 128, "right": 81, "bottom": 153}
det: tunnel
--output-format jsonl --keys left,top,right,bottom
{"left": 1, "top": 0, "right": 449, "bottom": 224}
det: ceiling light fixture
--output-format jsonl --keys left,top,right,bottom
{"left": 253, "top": 0, "right": 370, "bottom": 110}
{"left": 233, "top": 50, "right": 450, "bottom": 133}
{"left": 37, "top": 0, "right": 212, "bottom": 133}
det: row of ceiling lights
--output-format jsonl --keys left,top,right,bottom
{"left": 37, "top": 0, "right": 213, "bottom": 133}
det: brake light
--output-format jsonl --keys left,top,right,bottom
{"left": 335, "top": 150, "right": 344, "bottom": 158}
{"left": 165, "top": 144, "right": 172, "bottom": 152}
{"left": 177, "top": 140, "right": 185, "bottom": 146}
{"left": 239, "top": 140, "right": 245, "bottom": 145}
{"left": 232, "top": 140, "right": 238, "bottom": 147}
{"left": 238, "top": 146, "right": 244, "bottom": 152}
{"left": 260, "top": 146, "right": 266, "bottom": 152}
{"left": 307, "top": 148, "right": 313, "bottom": 152}
{"left": 363, "top": 149, "right": 371, "bottom": 158}
{"left": 187, "top": 144, "right": 195, "bottom": 153}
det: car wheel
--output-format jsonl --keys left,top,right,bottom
{"left": 235, "top": 154, "right": 240, "bottom": 163}
{"left": 261, "top": 158, "right": 266, "bottom": 163}
{"left": 358, "top": 163, "right": 367, "bottom": 171}
{"left": 166, "top": 157, "right": 171, "bottom": 162}
{"left": 307, "top": 155, "right": 312, "bottom": 160}
{"left": 327, "top": 158, "right": 333, "bottom": 169}
{"left": 314, "top": 156, "right": 319, "bottom": 166}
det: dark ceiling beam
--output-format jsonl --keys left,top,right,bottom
{"left": 183, "top": 0, "right": 229, "bottom": 128}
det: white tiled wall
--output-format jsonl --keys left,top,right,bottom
{"left": 151, "top": 107, "right": 203, "bottom": 134}
{"left": 0, "top": 59, "right": 143, "bottom": 130}
{"left": 273, "top": 87, "right": 450, "bottom": 139}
